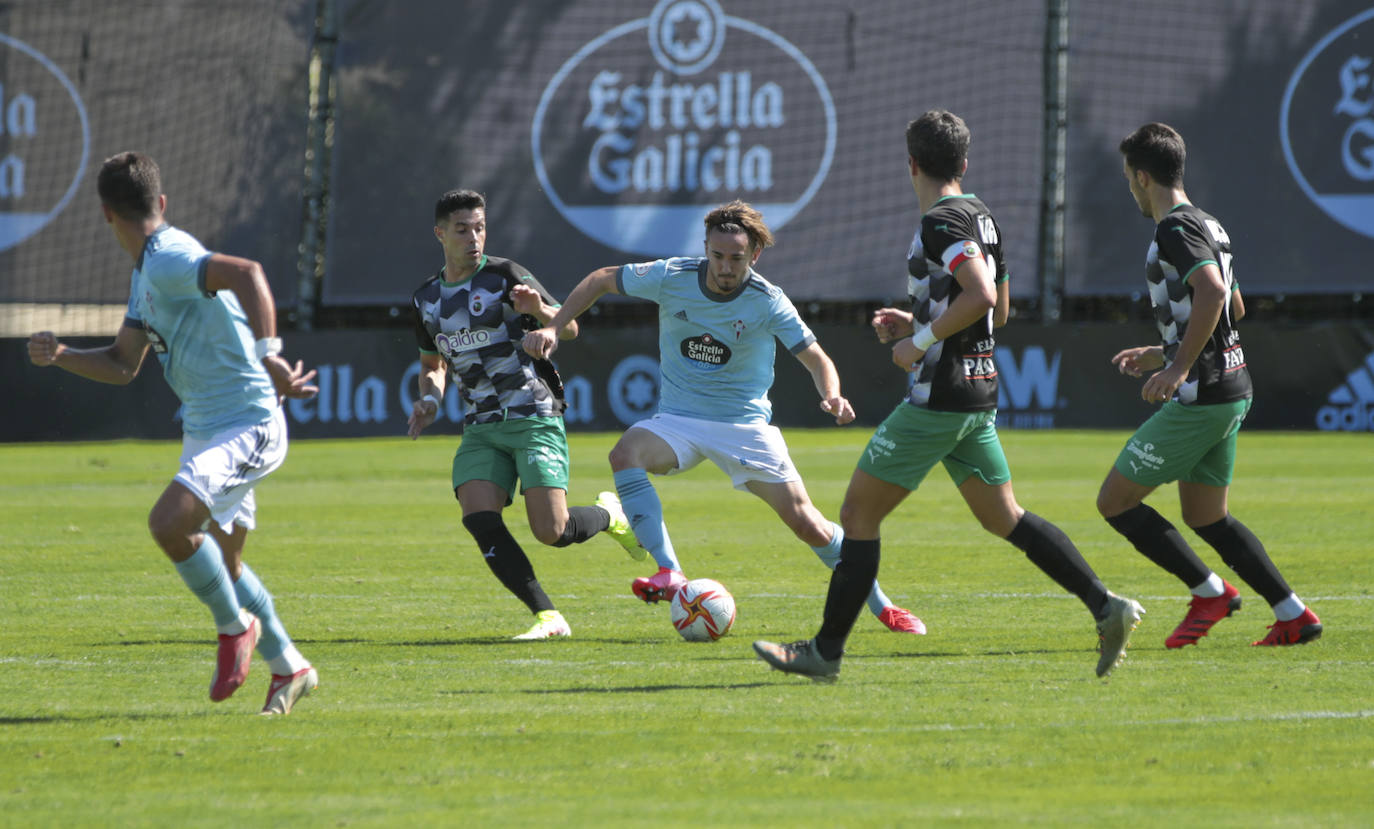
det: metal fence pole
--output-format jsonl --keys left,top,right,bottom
{"left": 295, "top": 0, "right": 338, "bottom": 331}
{"left": 1038, "top": 0, "right": 1068, "bottom": 324}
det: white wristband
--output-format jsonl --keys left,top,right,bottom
{"left": 421, "top": 394, "right": 440, "bottom": 413}
{"left": 911, "top": 324, "right": 938, "bottom": 351}
{"left": 254, "top": 336, "right": 283, "bottom": 360}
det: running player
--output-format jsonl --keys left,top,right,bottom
{"left": 753, "top": 110, "right": 1144, "bottom": 681}
{"left": 1097, "top": 122, "right": 1321, "bottom": 648}
{"left": 522, "top": 200, "right": 926, "bottom": 636}
{"left": 407, "top": 189, "right": 638, "bottom": 641}
{"left": 27, "top": 151, "right": 320, "bottom": 713}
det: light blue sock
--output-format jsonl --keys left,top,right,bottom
{"left": 173, "top": 535, "right": 242, "bottom": 629}
{"left": 233, "top": 564, "right": 291, "bottom": 661}
{"left": 811, "top": 522, "right": 892, "bottom": 618}
{"left": 613, "top": 468, "right": 681, "bottom": 571}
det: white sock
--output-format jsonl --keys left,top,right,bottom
{"left": 1272, "top": 594, "right": 1305, "bottom": 622}
{"left": 267, "top": 645, "right": 310, "bottom": 676}
{"left": 216, "top": 607, "right": 253, "bottom": 636}
{"left": 1190, "top": 573, "right": 1226, "bottom": 598}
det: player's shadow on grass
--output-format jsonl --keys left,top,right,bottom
{"left": 879, "top": 646, "right": 1089, "bottom": 659}
{"left": 517, "top": 682, "right": 777, "bottom": 694}
{"left": 1, "top": 711, "right": 214, "bottom": 725}
{"left": 382, "top": 636, "right": 665, "bottom": 647}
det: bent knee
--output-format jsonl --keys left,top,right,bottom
{"left": 527, "top": 519, "right": 564, "bottom": 547}
{"left": 785, "top": 513, "right": 831, "bottom": 547}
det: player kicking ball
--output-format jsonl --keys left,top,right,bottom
{"left": 28, "top": 152, "right": 319, "bottom": 714}
{"left": 523, "top": 201, "right": 926, "bottom": 636}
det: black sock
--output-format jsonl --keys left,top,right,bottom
{"left": 1192, "top": 514, "right": 1293, "bottom": 605}
{"left": 1006, "top": 511, "right": 1110, "bottom": 618}
{"left": 462, "top": 511, "right": 554, "bottom": 613}
{"left": 815, "top": 537, "right": 879, "bottom": 660}
{"left": 550, "top": 505, "right": 612, "bottom": 548}
{"left": 1105, "top": 503, "right": 1211, "bottom": 588}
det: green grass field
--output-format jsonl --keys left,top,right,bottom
{"left": 1, "top": 430, "right": 1370, "bottom": 827}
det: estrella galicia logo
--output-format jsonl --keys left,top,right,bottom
{"left": 681, "top": 332, "right": 731, "bottom": 365}
{"left": 1279, "top": 9, "right": 1374, "bottom": 239}
{"left": 0, "top": 34, "right": 90, "bottom": 252}
{"left": 531, "top": 0, "right": 836, "bottom": 256}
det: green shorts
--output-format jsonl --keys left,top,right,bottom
{"left": 1113, "top": 399, "right": 1251, "bottom": 487}
{"left": 451, "top": 415, "right": 571, "bottom": 503}
{"left": 857, "top": 404, "right": 1011, "bottom": 491}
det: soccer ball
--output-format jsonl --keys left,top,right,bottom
{"left": 669, "top": 578, "right": 736, "bottom": 642}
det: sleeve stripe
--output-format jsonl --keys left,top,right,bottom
{"left": 941, "top": 239, "right": 982, "bottom": 275}
{"left": 1180, "top": 259, "right": 1217, "bottom": 284}
{"left": 197, "top": 254, "right": 214, "bottom": 297}
{"left": 787, "top": 333, "right": 817, "bottom": 355}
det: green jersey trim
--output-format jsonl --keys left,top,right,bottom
{"left": 1180, "top": 259, "right": 1217, "bottom": 284}
{"left": 439, "top": 254, "right": 489, "bottom": 287}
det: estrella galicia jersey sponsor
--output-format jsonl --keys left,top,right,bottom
{"left": 411, "top": 255, "right": 565, "bottom": 424}
{"left": 904, "top": 194, "right": 1004, "bottom": 412}
{"left": 1145, "top": 204, "right": 1252, "bottom": 405}
{"left": 616, "top": 257, "right": 816, "bottom": 424}
{"left": 123, "top": 224, "right": 278, "bottom": 439}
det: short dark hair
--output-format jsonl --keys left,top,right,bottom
{"left": 434, "top": 189, "right": 485, "bottom": 224}
{"left": 97, "top": 152, "right": 161, "bottom": 220}
{"left": 1119, "top": 123, "right": 1186, "bottom": 186}
{"left": 703, "top": 200, "right": 774, "bottom": 251}
{"left": 905, "top": 110, "right": 969, "bottom": 182}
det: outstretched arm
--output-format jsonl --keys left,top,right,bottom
{"left": 509, "top": 284, "right": 579, "bottom": 340}
{"left": 27, "top": 324, "right": 150, "bottom": 385}
{"left": 794, "top": 341, "right": 855, "bottom": 425}
{"left": 204, "top": 254, "right": 318, "bottom": 400}
{"left": 521, "top": 266, "right": 620, "bottom": 359}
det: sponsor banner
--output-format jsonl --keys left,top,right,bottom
{"left": 0, "top": 33, "right": 90, "bottom": 255}
{"left": 323, "top": 0, "right": 1046, "bottom": 304}
{"left": 5, "top": 322, "right": 1372, "bottom": 441}
{"left": 1064, "top": 0, "right": 1374, "bottom": 296}
{"left": 0, "top": 2, "right": 311, "bottom": 306}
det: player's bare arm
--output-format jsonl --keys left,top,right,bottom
{"left": 204, "top": 254, "right": 319, "bottom": 401}
{"left": 1140, "top": 263, "right": 1226, "bottom": 403}
{"left": 509, "top": 283, "right": 579, "bottom": 340}
{"left": 27, "top": 324, "right": 150, "bottom": 384}
{"left": 795, "top": 342, "right": 855, "bottom": 425}
{"left": 871, "top": 307, "right": 914, "bottom": 343}
{"left": 521, "top": 266, "right": 620, "bottom": 360}
{"left": 992, "top": 278, "right": 1010, "bottom": 328}
{"left": 1230, "top": 286, "right": 1246, "bottom": 322}
{"left": 1111, "top": 345, "right": 1165, "bottom": 377}
{"left": 407, "top": 352, "right": 447, "bottom": 439}
{"left": 892, "top": 255, "right": 996, "bottom": 371}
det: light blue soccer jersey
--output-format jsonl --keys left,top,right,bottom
{"left": 616, "top": 257, "right": 816, "bottom": 424}
{"left": 123, "top": 225, "right": 278, "bottom": 438}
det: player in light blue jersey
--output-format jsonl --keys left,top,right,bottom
{"left": 523, "top": 201, "right": 926, "bottom": 634}
{"left": 27, "top": 152, "right": 321, "bottom": 714}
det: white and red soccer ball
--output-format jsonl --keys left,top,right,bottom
{"left": 669, "top": 578, "right": 736, "bottom": 642}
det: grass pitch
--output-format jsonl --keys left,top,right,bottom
{"left": 1, "top": 430, "right": 1370, "bottom": 827}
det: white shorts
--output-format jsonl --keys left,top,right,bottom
{"left": 630, "top": 412, "right": 800, "bottom": 490}
{"left": 174, "top": 407, "right": 287, "bottom": 533}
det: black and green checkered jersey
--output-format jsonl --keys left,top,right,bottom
{"left": 904, "top": 193, "right": 1005, "bottom": 412}
{"left": 1146, "top": 204, "right": 1252, "bottom": 405}
{"left": 411, "top": 255, "right": 566, "bottom": 424}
